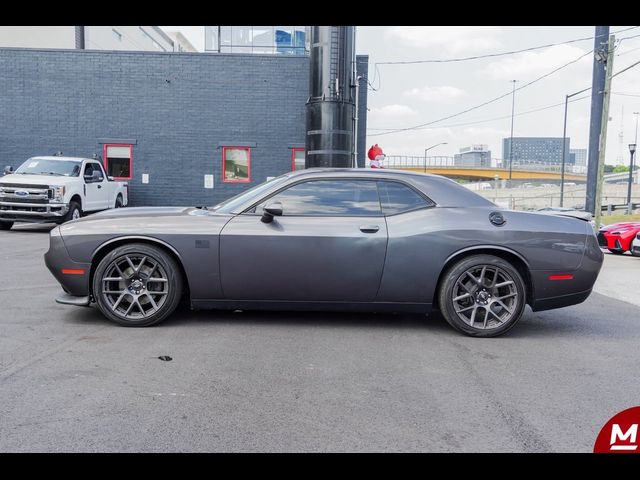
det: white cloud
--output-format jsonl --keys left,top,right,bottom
{"left": 369, "top": 104, "right": 419, "bottom": 120}
{"left": 404, "top": 84, "right": 467, "bottom": 102}
{"left": 481, "top": 44, "right": 591, "bottom": 80}
{"left": 385, "top": 26, "right": 502, "bottom": 53}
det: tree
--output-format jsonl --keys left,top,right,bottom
{"left": 604, "top": 164, "right": 615, "bottom": 173}
{"left": 613, "top": 165, "right": 630, "bottom": 173}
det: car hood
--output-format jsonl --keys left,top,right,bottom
{"left": 73, "top": 206, "right": 224, "bottom": 223}
{"left": 0, "top": 173, "right": 80, "bottom": 186}
{"left": 599, "top": 222, "right": 640, "bottom": 232}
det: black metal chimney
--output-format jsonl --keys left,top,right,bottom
{"left": 305, "top": 26, "right": 356, "bottom": 168}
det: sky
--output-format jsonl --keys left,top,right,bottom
{"left": 162, "top": 26, "right": 640, "bottom": 165}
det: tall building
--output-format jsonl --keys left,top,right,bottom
{"left": 204, "top": 26, "right": 309, "bottom": 55}
{"left": 570, "top": 148, "right": 587, "bottom": 167}
{"left": 502, "top": 137, "right": 571, "bottom": 166}
{"left": 0, "top": 26, "right": 187, "bottom": 52}
{"left": 454, "top": 145, "right": 491, "bottom": 167}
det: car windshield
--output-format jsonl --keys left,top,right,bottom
{"left": 14, "top": 159, "right": 82, "bottom": 177}
{"left": 211, "top": 173, "right": 292, "bottom": 214}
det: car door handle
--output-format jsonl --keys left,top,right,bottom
{"left": 97, "top": 185, "right": 102, "bottom": 189}
{"left": 359, "top": 225, "right": 380, "bottom": 233}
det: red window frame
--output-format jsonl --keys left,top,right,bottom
{"left": 291, "top": 147, "right": 305, "bottom": 171}
{"left": 103, "top": 144, "right": 133, "bottom": 180}
{"left": 222, "top": 146, "right": 251, "bottom": 183}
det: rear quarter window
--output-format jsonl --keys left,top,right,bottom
{"left": 377, "top": 181, "right": 434, "bottom": 215}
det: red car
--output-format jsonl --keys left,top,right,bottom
{"left": 597, "top": 222, "right": 640, "bottom": 254}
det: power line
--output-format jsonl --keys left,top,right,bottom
{"left": 611, "top": 92, "right": 640, "bottom": 97}
{"left": 368, "top": 94, "right": 590, "bottom": 132}
{"left": 374, "top": 26, "right": 638, "bottom": 65}
{"left": 368, "top": 49, "right": 595, "bottom": 137}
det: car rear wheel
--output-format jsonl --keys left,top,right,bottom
{"left": 115, "top": 195, "right": 123, "bottom": 208}
{"left": 92, "top": 243, "right": 183, "bottom": 327}
{"left": 607, "top": 249, "right": 624, "bottom": 255}
{"left": 0, "top": 221, "right": 13, "bottom": 230}
{"left": 437, "top": 254, "right": 527, "bottom": 337}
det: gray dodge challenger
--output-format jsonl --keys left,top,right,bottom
{"left": 45, "top": 169, "right": 603, "bottom": 337}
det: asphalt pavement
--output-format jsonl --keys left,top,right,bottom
{"left": 0, "top": 224, "right": 638, "bottom": 452}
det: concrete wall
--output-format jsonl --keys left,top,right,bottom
{"left": 0, "top": 26, "right": 76, "bottom": 49}
{"left": 85, "top": 26, "right": 173, "bottom": 52}
{"left": 0, "top": 48, "right": 309, "bottom": 206}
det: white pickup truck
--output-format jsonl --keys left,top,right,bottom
{"left": 0, "top": 156, "right": 128, "bottom": 230}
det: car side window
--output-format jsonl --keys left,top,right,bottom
{"left": 254, "top": 180, "right": 382, "bottom": 217}
{"left": 377, "top": 181, "right": 434, "bottom": 215}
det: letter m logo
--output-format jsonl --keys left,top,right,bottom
{"left": 610, "top": 424, "right": 638, "bottom": 451}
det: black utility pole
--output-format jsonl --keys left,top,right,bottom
{"left": 585, "top": 26, "right": 610, "bottom": 214}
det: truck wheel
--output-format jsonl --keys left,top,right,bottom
{"left": 63, "top": 201, "right": 82, "bottom": 223}
{"left": 115, "top": 195, "right": 123, "bottom": 208}
{"left": 92, "top": 243, "right": 183, "bottom": 327}
{"left": 437, "top": 254, "right": 527, "bottom": 338}
{"left": 0, "top": 221, "right": 14, "bottom": 231}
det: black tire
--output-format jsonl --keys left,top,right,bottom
{"left": 63, "top": 201, "right": 82, "bottom": 223}
{"left": 115, "top": 195, "right": 123, "bottom": 208}
{"left": 437, "top": 254, "right": 527, "bottom": 338}
{"left": 92, "top": 243, "right": 183, "bottom": 327}
{"left": 0, "top": 221, "right": 13, "bottom": 230}
{"left": 608, "top": 249, "right": 624, "bottom": 255}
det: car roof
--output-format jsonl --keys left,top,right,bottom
{"left": 31, "top": 156, "right": 92, "bottom": 162}
{"left": 288, "top": 168, "right": 440, "bottom": 180}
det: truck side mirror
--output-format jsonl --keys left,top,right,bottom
{"left": 4, "top": 165, "right": 13, "bottom": 175}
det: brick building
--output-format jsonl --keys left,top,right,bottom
{"left": 0, "top": 47, "right": 369, "bottom": 206}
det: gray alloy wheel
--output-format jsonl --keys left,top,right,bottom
{"left": 92, "top": 243, "right": 183, "bottom": 327}
{"left": 438, "top": 254, "right": 526, "bottom": 337}
{"left": 0, "top": 221, "right": 13, "bottom": 230}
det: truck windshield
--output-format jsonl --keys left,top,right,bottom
{"left": 14, "top": 159, "right": 82, "bottom": 177}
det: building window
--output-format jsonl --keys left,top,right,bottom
{"left": 104, "top": 144, "right": 132, "bottom": 180}
{"left": 291, "top": 148, "right": 305, "bottom": 171}
{"left": 112, "top": 29, "right": 122, "bottom": 42}
{"left": 222, "top": 146, "right": 251, "bottom": 183}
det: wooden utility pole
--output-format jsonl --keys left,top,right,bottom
{"left": 585, "top": 26, "right": 609, "bottom": 216}
{"left": 594, "top": 34, "right": 615, "bottom": 227}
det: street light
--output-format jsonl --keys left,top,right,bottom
{"left": 508, "top": 79, "right": 518, "bottom": 184}
{"left": 424, "top": 142, "right": 448, "bottom": 173}
{"left": 560, "top": 87, "right": 590, "bottom": 207}
{"left": 628, "top": 143, "right": 636, "bottom": 213}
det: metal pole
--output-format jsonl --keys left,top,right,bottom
{"left": 585, "top": 26, "right": 610, "bottom": 215}
{"left": 560, "top": 94, "right": 569, "bottom": 207}
{"left": 508, "top": 80, "right": 517, "bottom": 184}
{"left": 627, "top": 148, "right": 636, "bottom": 209}
{"left": 424, "top": 149, "right": 427, "bottom": 173}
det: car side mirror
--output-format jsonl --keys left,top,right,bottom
{"left": 4, "top": 165, "right": 13, "bottom": 175}
{"left": 261, "top": 202, "right": 283, "bottom": 223}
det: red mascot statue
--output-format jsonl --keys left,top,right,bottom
{"left": 367, "top": 144, "right": 385, "bottom": 169}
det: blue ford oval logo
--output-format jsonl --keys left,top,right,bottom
{"left": 14, "top": 190, "right": 29, "bottom": 197}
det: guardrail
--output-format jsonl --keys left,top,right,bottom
{"left": 384, "top": 156, "right": 586, "bottom": 173}
{"left": 601, "top": 202, "right": 639, "bottom": 213}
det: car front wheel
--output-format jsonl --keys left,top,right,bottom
{"left": 92, "top": 243, "right": 183, "bottom": 327}
{"left": 437, "top": 254, "right": 527, "bottom": 337}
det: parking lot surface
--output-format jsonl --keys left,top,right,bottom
{"left": 1, "top": 224, "right": 638, "bottom": 452}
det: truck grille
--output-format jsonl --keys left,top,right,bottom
{"left": 0, "top": 183, "right": 49, "bottom": 204}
